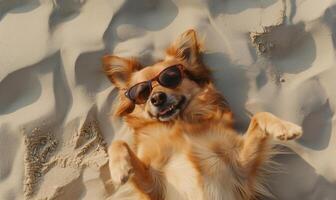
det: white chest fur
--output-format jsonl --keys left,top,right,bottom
{"left": 164, "top": 153, "right": 204, "bottom": 200}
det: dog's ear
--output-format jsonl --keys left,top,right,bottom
{"left": 103, "top": 55, "right": 141, "bottom": 116}
{"left": 114, "top": 95, "right": 135, "bottom": 117}
{"left": 102, "top": 55, "right": 142, "bottom": 89}
{"left": 167, "top": 29, "right": 200, "bottom": 64}
{"left": 166, "top": 29, "right": 211, "bottom": 84}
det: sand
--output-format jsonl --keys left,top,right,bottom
{"left": 0, "top": 0, "right": 335, "bottom": 199}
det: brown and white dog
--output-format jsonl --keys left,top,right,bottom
{"left": 103, "top": 30, "right": 302, "bottom": 200}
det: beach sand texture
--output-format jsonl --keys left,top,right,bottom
{"left": 0, "top": 0, "right": 336, "bottom": 199}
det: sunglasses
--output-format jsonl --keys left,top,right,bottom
{"left": 125, "top": 64, "right": 184, "bottom": 104}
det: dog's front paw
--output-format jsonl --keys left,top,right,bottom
{"left": 108, "top": 141, "right": 134, "bottom": 187}
{"left": 267, "top": 119, "right": 303, "bottom": 141}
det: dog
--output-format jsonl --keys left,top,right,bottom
{"left": 103, "top": 29, "right": 302, "bottom": 200}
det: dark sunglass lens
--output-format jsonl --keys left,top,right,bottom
{"left": 128, "top": 82, "right": 151, "bottom": 104}
{"left": 158, "top": 66, "right": 182, "bottom": 88}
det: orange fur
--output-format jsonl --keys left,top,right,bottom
{"left": 104, "top": 30, "right": 303, "bottom": 200}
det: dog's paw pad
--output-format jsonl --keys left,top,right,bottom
{"left": 264, "top": 116, "right": 303, "bottom": 141}
{"left": 121, "top": 168, "right": 134, "bottom": 184}
{"left": 271, "top": 121, "right": 302, "bottom": 141}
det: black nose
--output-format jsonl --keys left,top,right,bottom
{"left": 150, "top": 92, "right": 167, "bottom": 107}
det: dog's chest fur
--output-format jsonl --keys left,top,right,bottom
{"left": 134, "top": 124, "right": 245, "bottom": 200}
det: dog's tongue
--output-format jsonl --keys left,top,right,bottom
{"left": 159, "top": 107, "right": 171, "bottom": 116}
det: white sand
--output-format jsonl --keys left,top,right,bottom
{"left": 0, "top": 0, "right": 336, "bottom": 199}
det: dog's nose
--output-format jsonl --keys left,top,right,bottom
{"left": 150, "top": 92, "right": 167, "bottom": 107}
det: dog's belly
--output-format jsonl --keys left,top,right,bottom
{"left": 202, "top": 169, "right": 239, "bottom": 200}
{"left": 186, "top": 130, "right": 245, "bottom": 200}
{"left": 163, "top": 147, "right": 241, "bottom": 200}
{"left": 164, "top": 153, "right": 204, "bottom": 200}
{"left": 134, "top": 126, "right": 245, "bottom": 200}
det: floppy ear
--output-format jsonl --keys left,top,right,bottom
{"left": 102, "top": 55, "right": 142, "bottom": 89}
{"left": 114, "top": 95, "right": 135, "bottom": 117}
{"left": 166, "top": 29, "right": 211, "bottom": 84}
{"left": 102, "top": 55, "right": 141, "bottom": 116}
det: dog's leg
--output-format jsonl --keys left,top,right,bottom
{"left": 108, "top": 141, "right": 163, "bottom": 200}
{"left": 239, "top": 112, "right": 302, "bottom": 175}
{"left": 108, "top": 141, "right": 136, "bottom": 186}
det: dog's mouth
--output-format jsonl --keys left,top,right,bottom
{"left": 157, "top": 96, "right": 186, "bottom": 121}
